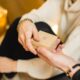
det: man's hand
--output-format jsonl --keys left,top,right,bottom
{"left": 0, "top": 57, "right": 17, "bottom": 73}
{"left": 17, "top": 20, "right": 39, "bottom": 55}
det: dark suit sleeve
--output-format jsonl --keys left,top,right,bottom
{"left": 72, "top": 70, "right": 80, "bottom": 80}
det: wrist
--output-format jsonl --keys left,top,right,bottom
{"left": 17, "top": 60, "right": 28, "bottom": 73}
{"left": 66, "top": 63, "right": 80, "bottom": 78}
{"left": 61, "top": 59, "right": 77, "bottom": 73}
{"left": 17, "top": 18, "right": 33, "bottom": 31}
{"left": 12, "top": 61, "right": 17, "bottom": 72}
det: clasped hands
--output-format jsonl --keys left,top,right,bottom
{"left": 17, "top": 20, "right": 77, "bottom": 74}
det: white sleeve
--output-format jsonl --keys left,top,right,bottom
{"left": 63, "top": 26, "right": 80, "bottom": 61}
{"left": 20, "top": 0, "right": 64, "bottom": 24}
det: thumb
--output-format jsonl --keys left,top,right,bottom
{"left": 33, "top": 27, "right": 39, "bottom": 41}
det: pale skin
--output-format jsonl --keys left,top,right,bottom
{"left": 0, "top": 57, "right": 17, "bottom": 73}
{"left": 37, "top": 46, "right": 79, "bottom": 78}
{"left": 17, "top": 20, "right": 39, "bottom": 55}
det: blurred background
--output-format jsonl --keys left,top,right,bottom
{"left": 0, "top": 0, "right": 45, "bottom": 24}
{"left": 0, "top": 0, "right": 45, "bottom": 39}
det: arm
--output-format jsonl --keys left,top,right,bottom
{"left": 0, "top": 57, "right": 55, "bottom": 79}
{"left": 17, "top": 58, "right": 54, "bottom": 79}
{"left": 37, "top": 47, "right": 80, "bottom": 80}
{"left": 0, "top": 57, "right": 17, "bottom": 73}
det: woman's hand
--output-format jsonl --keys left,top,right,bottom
{"left": 0, "top": 57, "right": 17, "bottom": 73}
{"left": 17, "top": 20, "right": 39, "bottom": 55}
{"left": 37, "top": 47, "right": 77, "bottom": 73}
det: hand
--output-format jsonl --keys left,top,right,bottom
{"left": 0, "top": 57, "right": 17, "bottom": 73}
{"left": 37, "top": 47, "right": 77, "bottom": 73}
{"left": 17, "top": 20, "right": 39, "bottom": 55}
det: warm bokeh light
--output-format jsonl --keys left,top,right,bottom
{"left": 0, "top": 7, "right": 8, "bottom": 36}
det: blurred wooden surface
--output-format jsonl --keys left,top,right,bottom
{"left": 0, "top": 0, "right": 44, "bottom": 24}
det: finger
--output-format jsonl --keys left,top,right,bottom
{"left": 56, "top": 44, "right": 63, "bottom": 53}
{"left": 26, "top": 39, "right": 37, "bottom": 55}
{"left": 38, "top": 53, "right": 52, "bottom": 65}
{"left": 19, "top": 34, "right": 28, "bottom": 51}
{"left": 24, "top": 31, "right": 32, "bottom": 51}
{"left": 25, "top": 31, "right": 32, "bottom": 39}
{"left": 56, "top": 44, "right": 64, "bottom": 53}
{"left": 18, "top": 34, "right": 24, "bottom": 45}
{"left": 55, "top": 38, "right": 61, "bottom": 49}
{"left": 18, "top": 38, "right": 29, "bottom": 51}
{"left": 60, "top": 44, "right": 64, "bottom": 48}
{"left": 52, "top": 49, "right": 57, "bottom": 53}
{"left": 33, "top": 27, "right": 39, "bottom": 41}
{"left": 52, "top": 38, "right": 60, "bottom": 52}
{"left": 38, "top": 53, "right": 47, "bottom": 62}
{"left": 58, "top": 44, "right": 64, "bottom": 49}
{"left": 23, "top": 44, "right": 29, "bottom": 51}
{"left": 37, "top": 47, "right": 53, "bottom": 60}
